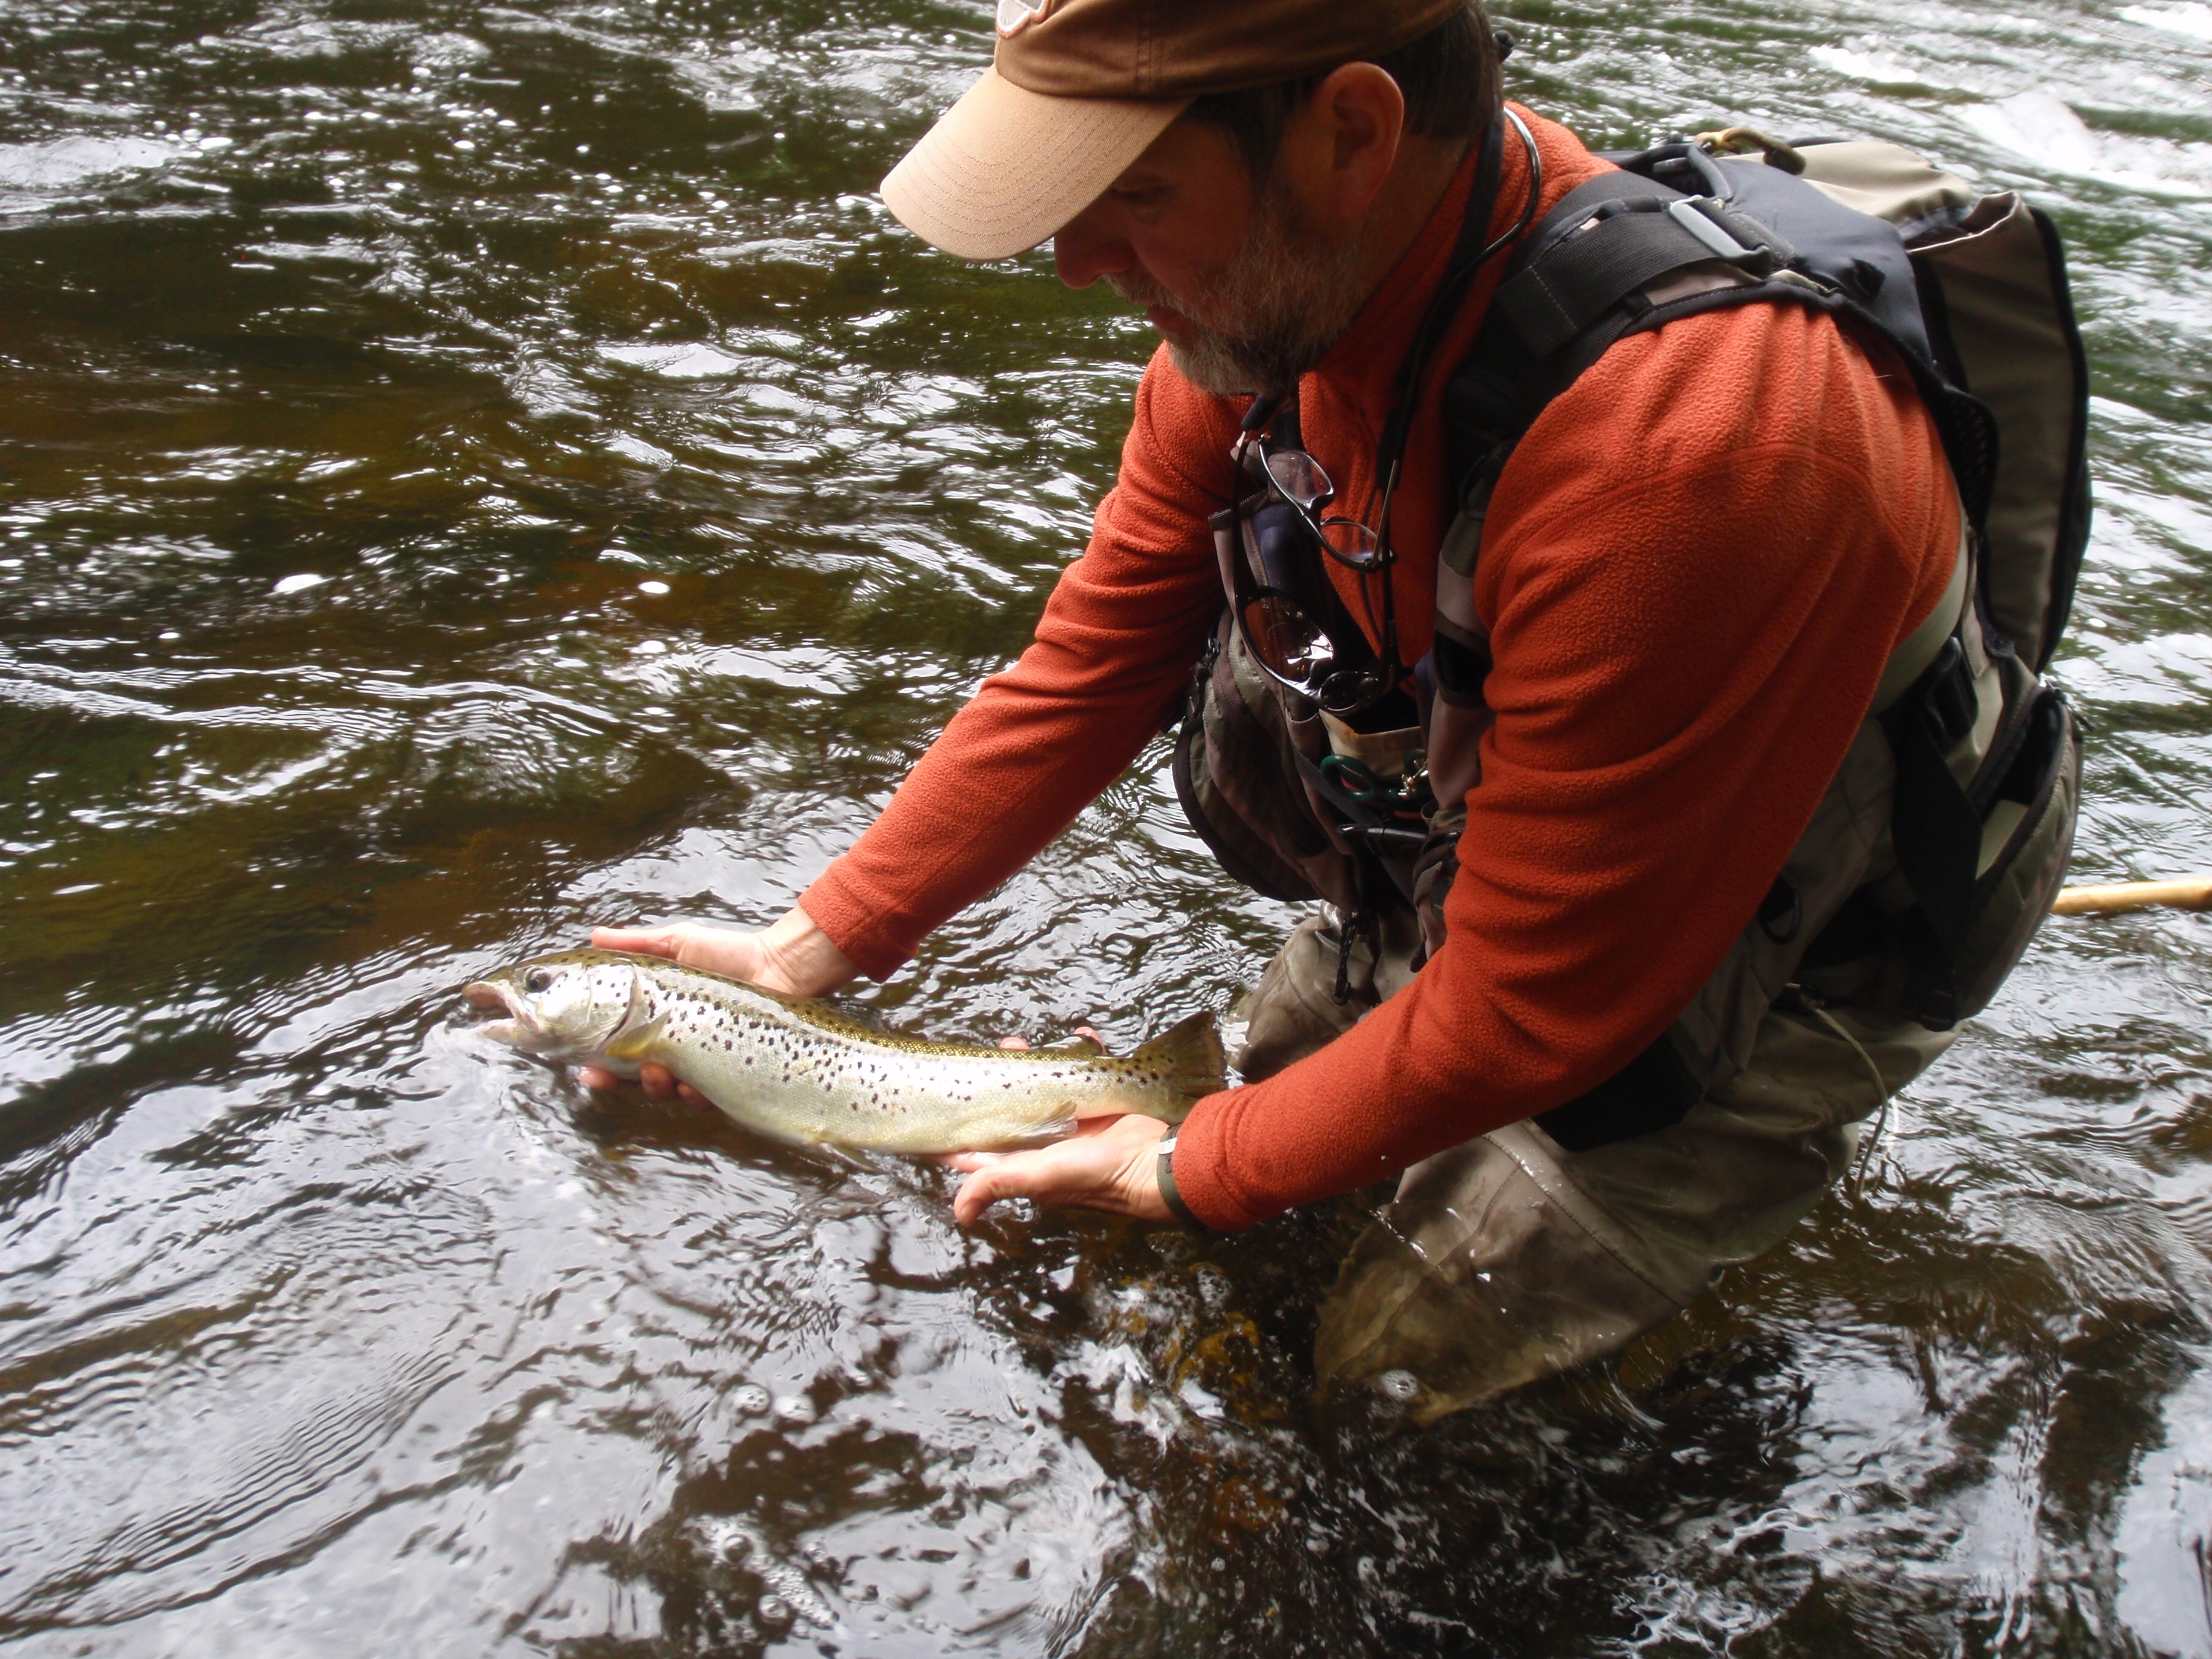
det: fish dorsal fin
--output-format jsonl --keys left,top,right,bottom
{"left": 1128, "top": 1011, "right": 1226, "bottom": 1121}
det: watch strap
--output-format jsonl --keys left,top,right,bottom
{"left": 1155, "top": 1133, "right": 1208, "bottom": 1232}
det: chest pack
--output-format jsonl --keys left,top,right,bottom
{"left": 1173, "top": 127, "right": 2090, "bottom": 1134}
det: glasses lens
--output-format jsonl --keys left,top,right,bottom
{"left": 1318, "top": 667, "right": 1385, "bottom": 716}
{"left": 1264, "top": 446, "right": 1333, "bottom": 511}
{"left": 1316, "top": 515, "right": 1384, "bottom": 572}
{"left": 1239, "top": 591, "right": 1333, "bottom": 689}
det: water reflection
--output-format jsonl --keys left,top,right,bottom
{"left": 1, "top": 0, "right": 2209, "bottom": 1651}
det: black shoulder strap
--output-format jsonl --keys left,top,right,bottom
{"left": 1491, "top": 184, "right": 1792, "bottom": 357}
{"left": 1442, "top": 147, "right": 1998, "bottom": 554}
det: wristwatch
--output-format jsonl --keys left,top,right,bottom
{"left": 1155, "top": 1131, "right": 1208, "bottom": 1232}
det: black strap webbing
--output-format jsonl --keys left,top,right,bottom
{"left": 1495, "top": 204, "right": 1771, "bottom": 357}
{"left": 1879, "top": 637, "right": 1986, "bottom": 950}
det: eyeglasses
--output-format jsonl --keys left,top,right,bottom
{"left": 1229, "top": 430, "right": 1404, "bottom": 717}
{"left": 1255, "top": 433, "right": 1387, "bottom": 573}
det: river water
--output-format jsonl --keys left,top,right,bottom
{"left": 2, "top": 0, "right": 2209, "bottom": 1652}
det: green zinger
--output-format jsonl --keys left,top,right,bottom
{"left": 466, "top": 948, "right": 1223, "bottom": 1153}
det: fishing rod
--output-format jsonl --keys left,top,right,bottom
{"left": 2053, "top": 876, "right": 2212, "bottom": 916}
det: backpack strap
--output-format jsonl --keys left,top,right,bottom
{"left": 1490, "top": 187, "right": 1793, "bottom": 357}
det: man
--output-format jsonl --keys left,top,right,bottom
{"left": 586, "top": 0, "right": 1967, "bottom": 1418}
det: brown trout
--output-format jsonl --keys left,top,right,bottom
{"left": 465, "top": 948, "right": 1224, "bottom": 1153}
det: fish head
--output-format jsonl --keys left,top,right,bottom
{"left": 464, "top": 948, "right": 637, "bottom": 1063}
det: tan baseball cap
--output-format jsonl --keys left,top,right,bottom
{"left": 882, "top": 0, "right": 1472, "bottom": 261}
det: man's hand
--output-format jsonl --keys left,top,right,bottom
{"left": 576, "top": 907, "right": 856, "bottom": 1104}
{"left": 942, "top": 1111, "right": 1173, "bottom": 1227}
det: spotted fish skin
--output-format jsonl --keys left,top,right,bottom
{"left": 466, "top": 948, "right": 1224, "bottom": 1153}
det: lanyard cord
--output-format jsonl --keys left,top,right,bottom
{"left": 1372, "top": 106, "right": 1543, "bottom": 568}
{"left": 1238, "top": 106, "right": 1544, "bottom": 680}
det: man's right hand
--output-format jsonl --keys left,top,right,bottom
{"left": 576, "top": 907, "right": 857, "bottom": 1104}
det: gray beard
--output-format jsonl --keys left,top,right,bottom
{"left": 1108, "top": 178, "right": 1372, "bottom": 398}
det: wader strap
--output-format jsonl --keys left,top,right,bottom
{"left": 1533, "top": 1030, "right": 1706, "bottom": 1153}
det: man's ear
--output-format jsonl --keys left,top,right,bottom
{"left": 1276, "top": 61, "right": 1406, "bottom": 232}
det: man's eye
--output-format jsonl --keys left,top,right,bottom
{"left": 1111, "top": 186, "right": 1169, "bottom": 208}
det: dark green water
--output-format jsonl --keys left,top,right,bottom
{"left": 2, "top": 0, "right": 2210, "bottom": 1651}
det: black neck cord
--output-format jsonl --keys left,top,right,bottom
{"left": 1372, "top": 106, "right": 1543, "bottom": 550}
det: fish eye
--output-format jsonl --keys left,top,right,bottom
{"left": 525, "top": 969, "right": 554, "bottom": 994}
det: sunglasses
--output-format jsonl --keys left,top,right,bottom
{"left": 1228, "top": 427, "right": 1405, "bottom": 717}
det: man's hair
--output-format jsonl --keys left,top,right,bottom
{"left": 1185, "top": 4, "right": 1504, "bottom": 179}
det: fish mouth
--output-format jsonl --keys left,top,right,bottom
{"left": 463, "top": 979, "right": 538, "bottom": 1045}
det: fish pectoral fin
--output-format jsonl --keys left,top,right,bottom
{"left": 599, "top": 1013, "right": 668, "bottom": 1064}
{"left": 1067, "top": 1098, "right": 1133, "bottom": 1122}
{"left": 1128, "top": 1010, "right": 1227, "bottom": 1121}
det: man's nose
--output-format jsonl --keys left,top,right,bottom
{"left": 1051, "top": 206, "right": 1130, "bottom": 290}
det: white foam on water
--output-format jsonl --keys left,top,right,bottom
{"left": 271, "top": 572, "right": 327, "bottom": 595}
{"left": 602, "top": 433, "right": 676, "bottom": 468}
{"left": 0, "top": 136, "right": 179, "bottom": 190}
{"left": 1960, "top": 89, "right": 2212, "bottom": 196}
{"left": 2121, "top": 1, "right": 2212, "bottom": 38}
{"left": 1809, "top": 45, "right": 1930, "bottom": 84}
{"left": 728, "top": 1382, "right": 772, "bottom": 1415}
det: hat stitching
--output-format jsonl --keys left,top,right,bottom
{"left": 1136, "top": 0, "right": 1162, "bottom": 96}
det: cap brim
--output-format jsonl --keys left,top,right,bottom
{"left": 881, "top": 66, "right": 1189, "bottom": 261}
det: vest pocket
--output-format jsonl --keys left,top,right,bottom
{"left": 1171, "top": 612, "right": 1366, "bottom": 911}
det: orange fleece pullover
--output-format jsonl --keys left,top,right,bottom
{"left": 800, "top": 108, "right": 1957, "bottom": 1230}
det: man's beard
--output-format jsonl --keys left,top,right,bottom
{"left": 1108, "top": 175, "right": 1371, "bottom": 398}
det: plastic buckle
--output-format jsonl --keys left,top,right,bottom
{"left": 1663, "top": 198, "right": 1752, "bottom": 263}
{"left": 1663, "top": 201, "right": 1778, "bottom": 280}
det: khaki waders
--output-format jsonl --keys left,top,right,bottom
{"left": 1238, "top": 911, "right": 1952, "bottom": 1425}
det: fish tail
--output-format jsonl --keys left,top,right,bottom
{"left": 1130, "top": 1011, "right": 1225, "bottom": 1121}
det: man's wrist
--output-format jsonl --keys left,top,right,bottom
{"left": 760, "top": 905, "right": 858, "bottom": 996}
{"left": 1155, "top": 1133, "right": 1210, "bottom": 1232}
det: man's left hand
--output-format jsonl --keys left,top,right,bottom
{"left": 943, "top": 1111, "right": 1173, "bottom": 1227}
